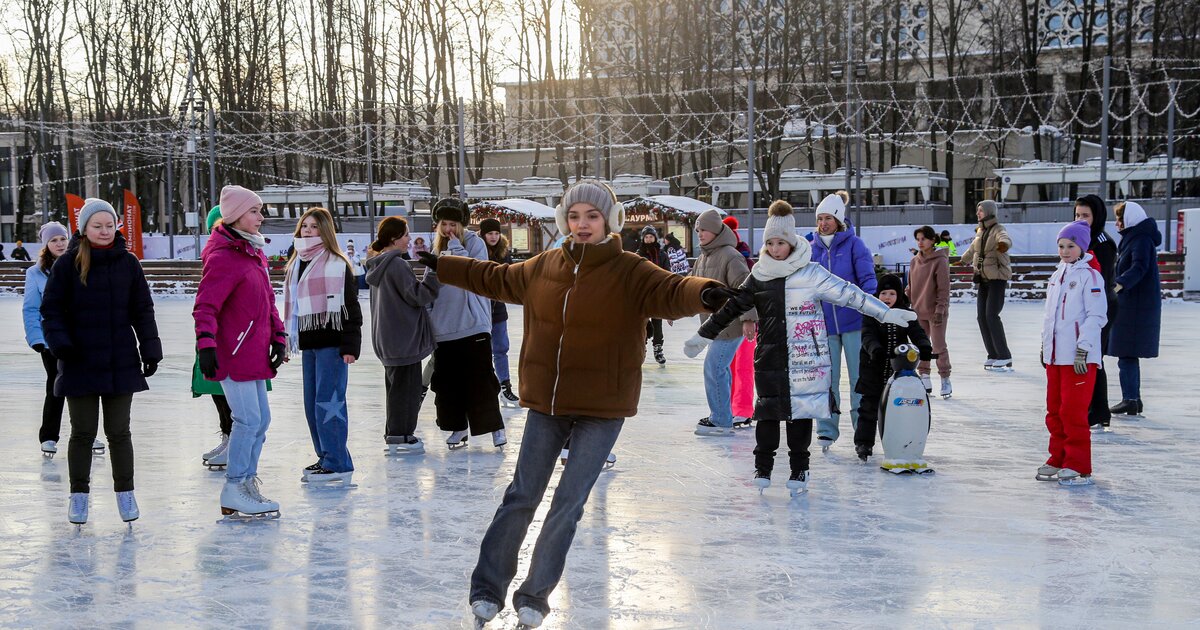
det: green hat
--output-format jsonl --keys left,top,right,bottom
{"left": 206, "top": 206, "right": 222, "bottom": 231}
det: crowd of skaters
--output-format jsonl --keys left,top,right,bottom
{"left": 18, "top": 177, "right": 1164, "bottom": 628}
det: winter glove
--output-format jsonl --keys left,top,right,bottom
{"left": 142, "top": 361, "right": 158, "bottom": 378}
{"left": 198, "top": 347, "right": 219, "bottom": 379}
{"left": 1074, "top": 347, "right": 1089, "bottom": 375}
{"left": 683, "top": 334, "right": 712, "bottom": 359}
{"left": 996, "top": 241, "right": 1010, "bottom": 253}
{"left": 32, "top": 343, "right": 45, "bottom": 354}
{"left": 880, "top": 309, "right": 918, "bottom": 326}
{"left": 1114, "top": 283, "right": 1123, "bottom": 294}
{"left": 417, "top": 251, "right": 439, "bottom": 271}
{"left": 269, "top": 341, "right": 287, "bottom": 372}
{"left": 700, "top": 286, "right": 738, "bottom": 311}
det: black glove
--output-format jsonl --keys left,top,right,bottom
{"left": 269, "top": 341, "right": 287, "bottom": 372}
{"left": 32, "top": 343, "right": 45, "bottom": 354}
{"left": 142, "top": 361, "right": 158, "bottom": 378}
{"left": 700, "top": 286, "right": 738, "bottom": 310}
{"left": 198, "top": 347, "right": 219, "bottom": 379}
{"left": 417, "top": 251, "right": 438, "bottom": 271}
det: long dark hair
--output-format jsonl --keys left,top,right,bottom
{"left": 38, "top": 244, "right": 58, "bottom": 274}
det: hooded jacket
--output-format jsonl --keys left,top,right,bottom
{"left": 806, "top": 222, "right": 878, "bottom": 335}
{"left": 856, "top": 275, "right": 933, "bottom": 398}
{"left": 1076, "top": 195, "right": 1119, "bottom": 347}
{"left": 1041, "top": 254, "right": 1108, "bottom": 365}
{"left": 193, "top": 224, "right": 287, "bottom": 382}
{"left": 365, "top": 249, "right": 440, "bottom": 366}
{"left": 699, "top": 239, "right": 893, "bottom": 421}
{"left": 429, "top": 230, "right": 493, "bottom": 343}
{"left": 961, "top": 215, "right": 1012, "bottom": 282}
{"left": 40, "top": 232, "right": 162, "bottom": 397}
{"left": 436, "top": 237, "right": 716, "bottom": 419}
{"left": 691, "top": 224, "right": 756, "bottom": 339}
{"left": 906, "top": 246, "right": 950, "bottom": 321}
{"left": 1108, "top": 208, "right": 1162, "bottom": 358}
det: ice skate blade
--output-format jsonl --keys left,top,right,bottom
{"left": 385, "top": 445, "right": 425, "bottom": 456}
{"left": 1035, "top": 473, "right": 1058, "bottom": 481}
{"left": 219, "top": 507, "right": 281, "bottom": 521}
{"left": 92, "top": 448, "right": 105, "bottom": 455}
{"left": 789, "top": 487, "right": 809, "bottom": 497}
{"left": 941, "top": 394, "right": 953, "bottom": 400}
{"left": 205, "top": 463, "right": 227, "bottom": 471}
{"left": 42, "top": 452, "right": 55, "bottom": 459}
{"left": 1058, "top": 476, "right": 1094, "bottom": 487}
{"left": 447, "top": 441, "right": 469, "bottom": 450}
{"left": 602, "top": 461, "right": 615, "bottom": 471}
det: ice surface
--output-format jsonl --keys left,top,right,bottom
{"left": 1, "top": 296, "right": 1199, "bottom": 628}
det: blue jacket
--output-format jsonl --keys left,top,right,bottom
{"left": 1107, "top": 218, "right": 1161, "bottom": 359}
{"left": 806, "top": 225, "right": 878, "bottom": 335}
{"left": 40, "top": 233, "right": 162, "bottom": 397}
{"left": 23, "top": 263, "right": 49, "bottom": 348}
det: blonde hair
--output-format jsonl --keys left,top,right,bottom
{"left": 288, "top": 207, "right": 351, "bottom": 270}
{"left": 433, "top": 219, "right": 466, "bottom": 253}
{"left": 1113, "top": 201, "right": 1126, "bottom": 220}
{"left": 74, "top": 239, "right": 93, "bottom": 286}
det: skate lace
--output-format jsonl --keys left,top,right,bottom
{"left": 245, "top": 477, "right": 268, "bottom": 503}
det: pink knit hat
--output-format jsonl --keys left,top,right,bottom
{"left": 219, "top": 185, "right": 262, "bottom": 225}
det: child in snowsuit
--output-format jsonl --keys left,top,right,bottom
{"left": 1037, "top": 220, "right": 1107, "bottom": 486}
{"left": 853, "top": 274, "right": 933, "bottom": 461}
{"left": 687, "top": 200, "right": 916, "bottom": 494}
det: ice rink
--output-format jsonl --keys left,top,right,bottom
{"left": 1, "top": 295, "right": 1199, "bottom": 628}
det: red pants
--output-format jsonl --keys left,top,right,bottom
{"left": 731, "top": 338, "right": 756, "bottom": 419}
{"left": 1045, "top": 364, "right": 1097, "bottom": 476}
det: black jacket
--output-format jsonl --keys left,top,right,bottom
{"left": 1076, "top": 195, "right": 1119, "bottom": 352}
{"left": 489, "top": 251, "right": 514, "bottom": 324}
{"left": 40, "top": 233, "right": 162, "bottom": 397}
{"left": 855, "top": 309, "right": 933, "bottom": 399}
{"left": 295, "top": 259, "right": 364, "bottom": 358}
{"left": 637, "top": 242, "right": 670, "bottom": 271}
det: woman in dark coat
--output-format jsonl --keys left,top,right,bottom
{"left": 1106, "top": 201, "right": 1161, "bottom": 416}
{"left": 41, "top": 199, "right": 161, "bottom": 525}
{"left": 637, "top": 225, "right": 672, "bottom": 365}
{"left": 1073, "top": 195, "right": 1118, "bottom": 428}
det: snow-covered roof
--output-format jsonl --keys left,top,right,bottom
{"left": 257, "top": 181, "right": 432, "bottom": 204}
{"left": 470, "top": 198, "right": 557, "bottom": 222}
{"left": 462, "top": 177, "right": 565, "bottom": 202}
{"left": 996, "top": 156, "right": 1200, "bottom": 198}
{"left": 566, "top": 174, "right": 670, "bottom": 198}
{"left": 622, "top": 195, "right": 725, "bottom": 221}
{"left": 706, "top": 166, "right": 949, "bottom": 204}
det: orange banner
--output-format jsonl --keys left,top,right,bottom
{"left": 65, "top": 194, "right": 85, "bottom": 233}
{"left": 122, "top": 190, "right": 144, "bottom": 259}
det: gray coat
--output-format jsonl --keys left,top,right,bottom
{"left": 691, "top": 226, "right": 757, "bottom": 340}
{"left": 364, "top": 249, "right": 440, "bottom": 366}
{"left": 429, "top": 230, "right": 493, "bottom": 343}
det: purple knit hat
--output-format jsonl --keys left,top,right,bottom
{"left": 1057, "top": 220, "right": 1091, "bottom": 252}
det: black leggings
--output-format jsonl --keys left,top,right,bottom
{"left": 38, "top": 350, "right": 66, "bottom": 443}
{"left": 754, "top": 419, "right": 813, "bottom": 474}
{"left": 67, "top": 394, "right": 135, "bottom": 493}
{"left": 976, "top": 279, "right": 1011, "bottom": 360}
{"left": 212, "top": 394, "right": 233, "bottom": 435}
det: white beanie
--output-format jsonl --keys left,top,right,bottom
{"left": 763, "top": 200, "right": 798, "bottom": 247}
{"left": 556, "top": 180, "right": 624, "bottom": 237}
{"left": 1120, "top": 201, "right": 1149, "bottom": 229}
{"left": 78, "top": 198, "right": 119, "bottom": 231}
{"left": 815, "top": 192, "right": 848, "bottom": 226}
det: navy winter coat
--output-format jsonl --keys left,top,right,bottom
{"left": 40, "top": 233, "right": 162, "bottom": 397}
{"left": 1107, "top": 218, "right": 1161, "bottom": 359}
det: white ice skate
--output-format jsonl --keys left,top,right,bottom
{"left": 116, "top": 490, "right": 139, "bottom": 523}
{"left": 818, "top": 437, "right": 834, "bottom": 453}
{"left": 205, "top": 448, "right": 228, "bottom": 471}
{"left": 385, "top": 435, "right": 425, "bottom": 455}
{"left": 1057, "top": 468, "right": 1094, "bottom": 486}
{"left": 753, "top": 471, "right": 771, "bottom": 494}
{"left": 732, "top": 417, "right": 754, "bottom": 428}
{"left": 492, "top": 429, "right": 507, "bottom": 448}
{"left": 92, "top": 438, "right": 105, "bottom": 455}
{"left": 202, "top": 433, "right": 230, "bottom": 465}
{"left": 694, "top": 418, "right": 733, "bottom": 437}
{"left": 41, "top": 440, "right": 57, "bottom": 459}
{"left": 471, "top": 600, "right": 499, "bottom": 628}
{"left": 940, "top": 378, "right": 953, "bottom": 399}
{"left": 988, "top": 359, "right": 1013, "bottom": 373}
{"left": 1035, "top": 464, "right": 1060, "bottom": 481}
{"left": 68, "top": 492, "right": 89, "bottom": 525}
{"left": 499, "top": 382, "right": 520, "bottom": 408}
{"left": 786, "top": 471, "right": 809, "bottom": 497}
{"left": 447, "top": 430, "right": 469, "bottom": 450}
{"left": 305, "top": 469, "right": 353, "bottom": 485}
{"left": 603, "top": 452, "right": 616, "bottom": 470}
{"left": 920, "top": 374, "right": 933, "bottom": 393}
{"left": 559, "top": 449, "right": 570, "bottom": 466}
{"left": 220, "top": 478, "right": 281, "bottom": 520}
{"left": 516, "top": 606, "right": 544, "bottom": 629}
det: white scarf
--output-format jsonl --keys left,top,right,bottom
{"left": 232, "top": 227, "right": 267, "bottom": 250}
{"left": 752, "top": 239, "right": 813, "bottom": 281}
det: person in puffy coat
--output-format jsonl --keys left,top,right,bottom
{"left": 806, "top": 191, "right": 877, "bottom": 450}
{"left": 1107, "top": 201, "right": 1161, "bottom": 417}
{"left": 907, "top": 225, "right": 952, "bottom": 397}
{"left": 854, "top": 274, "right": 932, "bottom": 461}
{"left": 960, "top": 200, "right": 1014, "bottom": 370}
{"left": 1073, "top": 195, "right": 1118, "bottom": 429}
{"left": 690, "top": 200, "right": 916, "bottom": 492}
{"left": 194, "top": 185, "right": 289, "bottom": 517}
{"left": 1037, "top": 221, "right": 1107, "bottom": 486}
{"left": 41, "top": 200, "right": 161, "bottom": 525}
{"left": 23, "top": 222, "right": 72, "bottom": 457}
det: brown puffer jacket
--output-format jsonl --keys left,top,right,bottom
{"left": 437, "top": 237, "right": 718, "bottom": 419}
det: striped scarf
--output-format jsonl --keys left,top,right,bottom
{"left": 283, "top": 236, "right": 348, "bottom": 353}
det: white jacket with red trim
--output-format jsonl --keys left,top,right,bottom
{"left": 1041, "top": 253, "right": 1108, "bottom": 366}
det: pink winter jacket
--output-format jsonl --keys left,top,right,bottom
{"left": 193, "top": 224, "right": 285, "bottom": 382}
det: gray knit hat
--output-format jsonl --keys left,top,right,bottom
{"left": 977, "top": 199, "right": 998, "bottom": 219}
{"left": 39, "top": 221, "right": 69, "bottom": 244}
{"left": 763, "top": 200, "right": 798, "bottom": 247}
{"left": 556, "top": 180, "right": 623, "bottom": 237}
{"left": 78, "top": 198, "right": 119, "bottom": 231}
{"left": 695, "top": 208, "right": 726, "bottom": 235}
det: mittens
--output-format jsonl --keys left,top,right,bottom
{"left": 880, "top": 309, "right": 918, "bottom": 326}
{"left": 683, "top": 334, "right": 712, "bottom": 359}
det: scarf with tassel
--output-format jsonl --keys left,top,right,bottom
{"left": 283, "top": 236, "right": 348, "bottom": 353}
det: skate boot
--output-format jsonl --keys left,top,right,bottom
{"left": 499, "top": 380, "right": 519, "bottom": 407}
{"left": 446, "top": 430, "right": 469, "bottom": 450}
{"left": 41, "top": 440, "right": 57, "bottom": 459}
{"left": 1110, "top": 399, "right": 1143, "bottom": 417}
{"left": 653, "top": 344, "right": 666, "bottom": 365}
{"left": 920, "top": 374, "right": 933, "bottom": 393}
{"left": 753, "top": 470, "right": 771, "bottom": 494}
{"left": 559, "top": 448, "right": 570, "bottom": 466}
{"left": 205, "top": 447, "right": 228, "bottom": 471}
{"left": 694, "top": 418, "right": 733, "bottom": 437}
{"left": 990, "top": 359, "right": 1013, "bottom": 372}
{"left": 818, "top": 436, "right": 834, "bottom": 453}
{"left": 1090, "top": 421, "right": 1112, "bottom": 433}
{"left": 1057, "top": 468, "right": 1094, "bottom": 486}
{"left": 1035, "top": 464, "right": 1061, "bottom": 481}
{"left": 492, "top": 429, "right": 507, "bottom": 448}
{"left": 221, "top": 478, "right": 280, "bottom": 519}
{"left": 306, "top": 469, "right": 353, "bottom": 485}
{"left": 983, "top": 359, "right": 996, "bottom": 370}
{"left": 855, "top": 445, "right": 872, "bottom": 462}
{"left": 202, "top": 433, "right": 230, "bottom": 464}
{"left": 940, "top": 378, "right": 953, "bottom": 399}
{"left": 471, "top": 600, "right": 499, "bottom": 627}
{"left": 732, "top": 417, "right": 754, "bottom": 428}
{"left": 68, "top": 492, "right": 89, "bottom": 525}
{"left": 786, "top": 471, "right": 809, "bottom": 497}
{"left": 116, "top": 490, "right": 139, "bottom": 523}
{"left": 301, "top": 462, "right": 322, "bottom": 481}
{"left": 385, "top": 435, "right": 425, "bottom": 455}
{"left": 92, "top": 438, "right": 105, "bottom": 455}
{"left": 515, "top": 606, "right": 544, "bottom": 629}
{"left": 603, "top": 452, "right": 617, "bottom": 470}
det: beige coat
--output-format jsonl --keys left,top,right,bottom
{"left": 961, "top": 216, "right": 1012, "bottom": 282}
{"left": 690, "top": 226, "right": 757, "bottom": 340}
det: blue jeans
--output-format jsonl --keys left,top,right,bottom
{"left": 303, "top": 347, "right": 353, "bottom": 473}
{"left": 221, "top": 379, "right": 272, "bottom": 482}
{"left": 491, "top": 321, "right": 511, "bottom": 383}
{"left": 470, "top": 411, "right": 623, "bottom": 616}
{"left": 703, "top": 338, "right": 743, "bottom": 427}
{"left": 1117, "top": 357, "right": 1141, "bottom": 401}
{"left": 819, "top": 330, "right": 862, "bottom": 441}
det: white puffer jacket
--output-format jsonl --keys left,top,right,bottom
{"left": 1041, "top": 254, "right": 1108, "bottom": 366}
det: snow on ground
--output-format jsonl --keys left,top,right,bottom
{"left": 1, "top": 296, "right": 1198, "bottom": 628}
